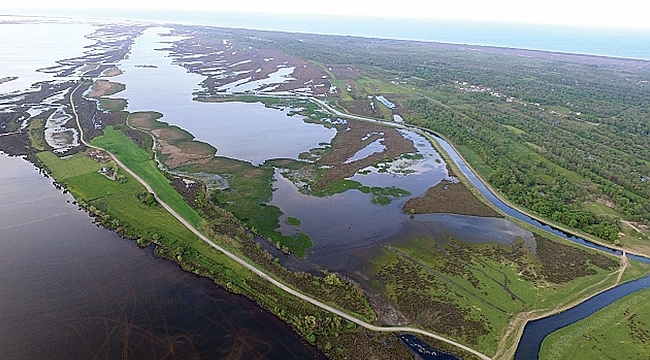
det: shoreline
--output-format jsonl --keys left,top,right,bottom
{"left": 67, "top": 81, "right": 493, "bottom": 360}
{"left": 137, "top": 89, "right": 642, "bottom": 358}
{"left": 3, "top": 16, "right": 649, "bottom": 359}
{"left": 2, "top": 14, "right": 649, "bottom": 64}
{"left": 11, "top": 79, "right": 640, "bottom": 360}
{"left": 308, "top": 97, "right": 650, "bottom": 359}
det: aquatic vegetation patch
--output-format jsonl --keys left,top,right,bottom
{"left": 287, "top": 216, "right": 301, "bottom": 226}
{"left": 188, "top": 157, "right": 314, "bottom": 256}
{"left": 320, "top": 179, "right": 411, "bottom": 206}
{"left": 368, "top": 232, "right": 622, "bottom": 355}
{"left": 404, "top": 179, "right": 501, "bottom": 218}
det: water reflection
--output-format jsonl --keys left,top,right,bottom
{"left": 0, "top": 153, "right": 325, "bottom": 359}
{"left": 270, "top": 128, "right": 535, "bottom": 273}
{"left": 111, "top": 27, "right": 336, "bottom": 165}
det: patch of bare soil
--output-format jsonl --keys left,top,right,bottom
{"left": 86, "top": 80, "right": 124, "bottom": 98}
{"left": 100, "top": 65, "right": 123, "bottom": 77}
{"left": 595, "top": 197, "right": 616, "bottom": 209}
{"left": 169, "top": 32, "right": 331, "bottom": 95}
{"left": 403, "top": 179, "right": 501, "bottom": 218}
{"left": 150, "top": 128, "right": 215, "bottom": 169}
{"left": 313, "top": 119, "right": 416, "bottom": 190}
{"left": 367, "top": 293, "right": 409, "bottom": 326}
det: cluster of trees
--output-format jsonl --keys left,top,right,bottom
{"left": 180, "top": 26, "right": 650, "bottom": 242}
{"left": 408, "top": 98, "right": 623, "bottom": 241}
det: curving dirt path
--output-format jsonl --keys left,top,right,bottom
{"left": 69, "top": 82, "right": 493, "bottom": 360}
{"left": 314, "top": 96, "right": 644, "bottom": 360}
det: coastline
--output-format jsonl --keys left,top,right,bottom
{"left": 3, "top": 12, "right": 649, "bottom": 61}
{"left": 2, "top": 15, "right": 650, "bottom": 359}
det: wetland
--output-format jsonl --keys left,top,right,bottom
{"left": 2, "top": 16, "right": 650, "bottom": 360}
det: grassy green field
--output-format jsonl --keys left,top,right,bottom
{"left": 373, "top": 100, "right": 394, "bottom": 120}
{"left": 27, "top": 118, "right": 48, "bottom": 151}
{"left": 37, "top": 151, "right": 201, "bottom": 249}
{"left": 36, "top": 148, "right": 378, "bottom": 358}
{"left": 91, "top": 126, "right": 203, "bottom": 227}
{"left": 540, "top": 286, "right": 650, "bottom": 360}
{"left": 369, "top": 233, "right": 623, "bottom": 355}
{"left": 454, "top": 145, "right": 494, "bottom": 179}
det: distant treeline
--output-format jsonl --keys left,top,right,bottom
{"left": 190, "top": 26, "right": 650, "bottom": 242}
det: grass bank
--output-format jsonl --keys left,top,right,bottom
{"left": 91, "top": 125, "right": 203, "bottom": 227}
{"left": 369, "top": 231, "right": 623, "bottom": 356}
{"left": 540, "top": 275, "right": 650, "bottom": 360}
{"left": 36, "top": 142, "right": 382, "bottom": 358}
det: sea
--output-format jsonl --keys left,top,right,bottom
{"left": 4, "top": 8, "right": 650, "bottom": 60}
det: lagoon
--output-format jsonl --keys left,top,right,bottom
{"left": 0, "top": 153, "right": 325, "bottom": 359}
{"left": 0, "top": 21, "right": 94, "bottom": 95}
{"left": 111, "top": 27, "right": 336, "bottom": 165}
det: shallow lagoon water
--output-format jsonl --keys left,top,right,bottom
{"left": 112, "top": 28, "right": 335, "bottom": 165}
{"left": 0, "top": 153, "right": 325, "bottom": 359}
{"left": 4, "top": 17, "right": 650, "bottom": 360}
{"left": 0, "top": 21, "right": 94, "bottom": 95}
{"left": 270, "top": 128, "right": 536, "bottom": 271}
{"left": 0, "top": 20, "right": 325, "bottom": 358}
{"left": 88, "top": 23, "right": 650, "bottom": 359}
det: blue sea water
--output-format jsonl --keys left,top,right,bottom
{"left": 5, "top": 8, "right": 650, "bottom": 60}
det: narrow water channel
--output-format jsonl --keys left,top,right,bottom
{"left": 0, "top": 153, "right": 325, "bottom": 359}
{"left": 430, "top": 133, "right": 622, "bottom": 256}
{"left": 424, "top": 132, "right": 650, "bottom": 358}
{"left": 514, "top": 275, "right": 650, "bottom": 359}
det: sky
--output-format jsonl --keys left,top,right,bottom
{"left": 9, "top": 0, "right": 650, "bottom": 29}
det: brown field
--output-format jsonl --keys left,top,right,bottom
{"left": 128, "top": 112, "right": 216, "bottom": 169}
{"left": 86, "top": 80, "right": 125, "bottom": 98}
{"left": 100, "top": 65, "right": 123, "bottom": 77}
{"left": 314, "top": 119, "right": 416, "bottom": 189}
{"left": 403, "top": 179, "right": 501, "bottom": 218}
{"left": 128, "top": 112, "right": 161, "bottom": 128}
{"left": 170, "top": 33, "right": 331, "bottom": 95}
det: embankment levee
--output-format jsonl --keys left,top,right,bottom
{"left": 316, "top": 98, "right": 645, "bottom": 259}
{"left": 41, "top": 78, "right": 644, "bottom": 360}
{"left": 310, "top": 97, "right": 650, "bottom": 359}
{"left": 63, "top": 81, "right": 493, "bottom": 359}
